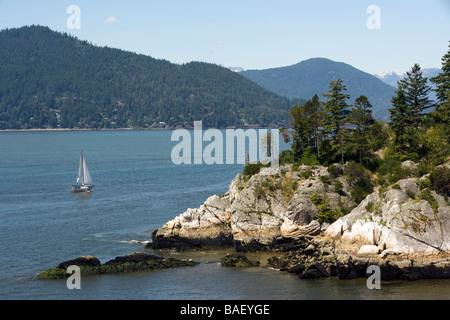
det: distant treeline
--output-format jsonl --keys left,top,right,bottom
{"left": 0, "top": 25, "right": 294, "bottom": 130}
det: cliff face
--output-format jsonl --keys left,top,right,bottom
{"left": 152, "top": 162, "right": 450, "bottom": 260}
{"left": 152, "top": 164, "right": 355, "bottom": 252}
{"left": 325, "top": 178, "right": 450, "bottom": 258}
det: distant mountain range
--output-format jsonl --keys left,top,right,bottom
{"left": 374, "top": 68, "right": 441, "bottom": 87}
{"left": 1, "top": 25, "right": 438, "bottom": 130}
{"left": 239, "top": 58, "right": 398, "bottom": 120}
{"left": 374, "top": 68, "right": 441, "bottom": 101}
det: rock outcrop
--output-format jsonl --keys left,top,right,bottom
{"left": 151, "top": 164, "right": 355, "bottom": 252}
{"left": 325, "top": 178, "right": 450, "bottom": 258}
{"left": 36, "top": 252, "right": 198, "bottom": 279}
{"left": 151, "top": 162, "right": 450, "bottom": 279}
{"left": 268, "top": 235, "right": 450, "bottom": 281}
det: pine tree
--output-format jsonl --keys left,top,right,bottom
{"left": 289, "top": 94, "right": 324, "bottom": 162}
{"left": 398, "top": 63, "right": 435, "bottom": 127}
{"left": 389, "top": 82, "right": 414, "bottom": 155}
{"left": 389, "top": 63, "right": 434, "bottom": 159}
{"left": 430, "top": 42, "right": 450, "bottom": 104}
{"left": 322, "top": 79, "right": 351, "bottom": 163}
{"left": 350, "top": 95, "right": 374, "bottom": 162}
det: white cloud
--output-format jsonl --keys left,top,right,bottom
{"left": 103, "top": 16, "right": 117, "bottom": 25}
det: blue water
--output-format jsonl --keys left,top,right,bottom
{"left": 0, "top": 130, "right": 449, "bottom": 300}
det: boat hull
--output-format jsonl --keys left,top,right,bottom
{"left": 71, "top": 184, "right": 93, "bottom": 193}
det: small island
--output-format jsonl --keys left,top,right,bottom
{"left": 36, "top": 252, "right": 198, "bottom": 280}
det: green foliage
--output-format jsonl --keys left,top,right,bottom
{"left": 344, "top": 162, "right": 374, "bottom": 203}
{"left": 300, "top": 168, "right": 312, "bottom": 179}
{"left": 310, "top": 192, "right": 343, "bottom": 223}
{"left": 365, "top": 201, "right": 375, "bottom": 213}
{"left": 419, "top": 178, "right": 431, "bottom": 190}
{"left": 221, "top": 255, "right": 258, "bottom": 268}
{"left": 243, "top": 163, "right": 266, "bottom": 177}
{"left": 319, "top": 175, "right": 331, "bottom": 185}
{"left": 0, "top": 26, "right": 290, "bottom": 129}
{"left": 334, "top": 180, "right": 345, "bottom": 196}
{"left": 279, "top": 150, "right": 293, "bottom": 165}
{"left": 240, "top": 57, "right": 395, "bottom": 121}
{"left": 376, "top": 153, "right": 412, "bottom": 185}
{"left": 36, "top": 267, "right": 67, "bottom": 280}
{"left": 419, "top": 188, "right": 439, "bottom": 213}
{"left": 429, "top": 166, "right": 450, "bottom": 197}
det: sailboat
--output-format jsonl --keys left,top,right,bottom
{"left": 71, "top": 151, "right": 93, "bottom": 192}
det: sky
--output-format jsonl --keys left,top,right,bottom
{"left": 0, "top": 0, "right": 449, "bottom": 74}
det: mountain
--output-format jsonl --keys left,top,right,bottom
{"left": 240, "top": 58, "right": 397, "bottom": 120}
{"left": 0, "top": 25, "right": 291, "bottom": 130}
{"left": 375, "top": 68, "right": 441, "bottom": 87}
{"left": 374, "top": 68, "right": 441, "bottom": 101}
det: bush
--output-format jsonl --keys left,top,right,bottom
{"left": 419, "top": 179, "right": 431, "bottom": 190}
{"left": 328, "top": 164, "right": 341, "bottom": 178}
{"left": 345, "top": 161, "right": 374, "bottom": 203}
{"left": 334, "top": 181, "right": 345, "bottom": 195}
{"left": 376, "top": 154, "right": 412, "bottom": 184}
{"left": 279, "top": 150, "right": 293, "bottom": 165}
{"left": 429, "top": 166, "right": 450, "bottom": 197}
{"left": 243, "top": 163, "right": 264, "bottom": 177}
{"left": 420, "top": 188, "right": 439, "bottom": 213}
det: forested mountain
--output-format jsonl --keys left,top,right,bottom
{"left": 241, "top": 58, "right": 397, "bottom": 120}
{"left": 0, "top": 25, "right": 290, "bottom": 129}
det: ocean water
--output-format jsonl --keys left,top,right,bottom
{"left": 0, "top": 130, "right": 449, "bottom": 300}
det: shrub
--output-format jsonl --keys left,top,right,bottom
{"left": 279, "top": 150, "right": 293, "bottom": 165}
{"left": 334, "top": 180, "right": 345, "bottom": 195}
{"left": 419, "top": 179, "right": 431, "bottom": 190}
{"left": 420, "top": 188, "right": 439, "bottom": 213}
{"left": 429, "top": 166, "right": 450, "bottom": 197}
{"left": 243, "top": 163, "right": 264, "bottom": 177}
{"left": 406, "top": 190, "right": 416, "bottom": 199}
{"left": 301, "top": 169, "right": 312, "bottom": 179}
{"left": 328, "top": 164, "right": 341, "bottom": 178}
{"left": 320, "top": 175, "right": 331, "bottom": 185}
{"left": 365, "top": 201, "right": 375, "bottom": 213}
{"left": 345, "top": 161, "right": 374, "bottom": 203}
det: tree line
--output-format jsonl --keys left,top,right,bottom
{"left": 0, "top": 26, "right": 291, "bottom": 130}
{"left": 286, "top": 43, "right": 449, "bottom": 171}
{"left": 280, "top": 43, "right": 449, "bottom": 210}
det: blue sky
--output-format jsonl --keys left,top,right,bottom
{"left": 0, "top": 0, "right": 449, "bottom": 74}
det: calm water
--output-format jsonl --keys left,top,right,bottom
{"left": 0, "top": 130, "right": 449, "bottom": 300}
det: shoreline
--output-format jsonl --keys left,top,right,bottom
{"left": 0, "top": 124, "right": 282, "bottom": 133}
{"left": 0, "top": 127, "right": 170, "bottom": 132}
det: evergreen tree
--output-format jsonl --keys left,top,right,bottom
{"left": 289, "top": 94, "right": 324, "bottom": 162}
{"left": 399, "top": 63, "right": 435, "bottom": 127}
{"left": 430, "top": 42, "right": 450, "bottom": 104}
{"left": 389, "top": 64, "right": 434, "bottom": 159}
{"left": 425, "top": 43, "right": 450, "bottom": 164}
{"left": 350, "top": 95, "right": 374, "bottom": 162}
{"left": 389, "top": 81, "right": 414, "bottom": 155}
{"left": 322, "top": 79, "right": 351, "bottom": 163}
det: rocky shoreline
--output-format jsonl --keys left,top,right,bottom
{"left": 150, "top": 161, "right": 450, "bottom": 281}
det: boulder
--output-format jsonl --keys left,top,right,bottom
{"left": 358, "top": 245, "right": 380, "bottom": 255}
{"left": 325, "top": 178, "right": 450, "bottom": 258}
{"left": 57, "top": 255, "right": 101, "bottom": 269}
{"left": 220, "top": 254, "right": 259, "bottom": 267}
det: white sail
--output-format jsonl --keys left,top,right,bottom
{"left": 82, "top": 156, "right": 92, "bottom": 186}
{"left": 76, "top": 152, "right": 84, "bottom": 185}
{"left": 72, "top": 151, "right": 93, "bottom": 192}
